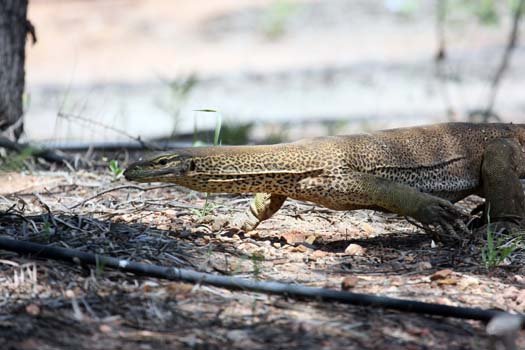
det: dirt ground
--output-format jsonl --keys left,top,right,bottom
{"left": 1, "top": 164, "right": 525, "bottom": 349}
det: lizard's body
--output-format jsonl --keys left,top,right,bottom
{"left": 124, "top": 123, "right": 525, "bottom": 234}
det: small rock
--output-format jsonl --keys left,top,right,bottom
{"left": 164, "top": 209, "right": 177, "bottom": 217}
{"left": 501, "top": 286, "right": 519, "bottom": 302}
{"left": 310, "top": 250, "right": 328, "bottom": 260}
{"left": 344, "top": 243, "right": 365, "bottom": 256}
{"left": 341, "top": 276, "right": 359, "bottom": 290}
{"left": 99, "top": 324, "right": 112, "bottom": 333}
{"left": 514, "top": 275, "right": 525, "bottom": 284}
{"left": 291, "top": 244, "right": 311, "bottom": 253}
{"left": 227, "top": 329, "right": 249, "bottom": 343}
{"left": 515, "top": 289, "right": 525, "bottom": 306}
{"left": 402, "top": 255, "right": 414, "bottom": 263}
{"left": 486, "top": 313, "right": 522, "bottom": 337}
{"left": 430, "top": 269, "right": 453, "bottom": 281}
{"left": 416, "top": 261, "right": 432, "bottom": 271}
{"left": 360, "top": 223, "right": 375, "bottom": 235}
{"left": 25, "top": 304, "right": 40, "bottom": 316}
{"left": 281, "top": 231, "right": 307, "bottom": 245}
{"left": 272, "top": 242, "right": 281, "bottom": 249}
{"left": 458, "top": 275, "right": 480, "bottom": 290}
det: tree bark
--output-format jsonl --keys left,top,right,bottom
{"left": 0, "top": 0, "right": 30, "bottom": 140}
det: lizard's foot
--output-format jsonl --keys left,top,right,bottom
{"left": 414, "top": 198, "right": 472, "bottom": 241}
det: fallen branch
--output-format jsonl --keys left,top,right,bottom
{"left": 0, "top": 236, "right": 522, "bottom": 327}
{"left": 0, "top": 135, "right": 73, "bottom": 164}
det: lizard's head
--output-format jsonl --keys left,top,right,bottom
{"left": 124, "top": 153, "right": 197, "bottom": 183}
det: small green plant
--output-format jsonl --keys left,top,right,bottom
{"left": 261, "top": 0, "right": 298, "bottom": 39}
{"left": 250, "top": 251, "right": 265, "bottom": 279}
{"left": 95, "top": 255, "right": 106, "bottom": 278}
{"left": 191, "top": 200, "right": 217, "bottom": 218}
{"left": 481, "top": 210, "right": 521, "bottom": 269}
{"left": 108, "top": 160, "right": 124, "bottom": 180}
{"left": 41, "top": 221, "right": 53, "bottom": 242}
{"left": 0, "top": 147, "right": 34, "bottom": 172}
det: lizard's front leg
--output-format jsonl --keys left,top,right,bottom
{"left": 480, "top": 138, "right": 525, "bottom": 228}
{"left": 359, "top": 173, "right": 470, "bottom": 238}
{"left": 301, "top": 172, "right": 470, "bottom": 239}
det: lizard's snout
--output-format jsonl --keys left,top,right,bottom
{"left": 123, "top": 161, "right": 145, "bottom": 181}
{"left": 123, "top": 166, "right": 134, "bottom": 180}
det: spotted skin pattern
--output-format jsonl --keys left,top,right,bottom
{"left": 124, "top": 123, "right": 525, "bottom": 232}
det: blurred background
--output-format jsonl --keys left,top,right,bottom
{"left": 24, "top": 0, "right": 525, "bottom": 146}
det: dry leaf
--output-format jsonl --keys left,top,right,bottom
{"left": 430, "top": 269, "right": 453, "bottom": 281}
{"left": 436, "top": 278, "right": 457, "bottom": 286}
{"left": 341, "top": 276, "right": 359, "bottom": 290}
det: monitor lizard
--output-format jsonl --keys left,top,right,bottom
{"left": 124, "top": 122, "right": 525, "bottom": 239}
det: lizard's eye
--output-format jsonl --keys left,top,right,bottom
{"left": 158, "top": 158, "right": 168, "bottom": 166}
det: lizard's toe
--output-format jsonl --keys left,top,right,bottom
{"left": 424, "top": 201, "right": 471, "bottom": 241}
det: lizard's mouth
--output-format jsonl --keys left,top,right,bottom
{"left": 124, "top": 164, "right": 177, "bottom": 182}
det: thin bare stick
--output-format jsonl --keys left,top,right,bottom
{"left": 434, "top": 0, "right": 456, "bottom": 119}
{"left": 57, "top": 112, "right": 163, "bottom": 151}
{"left": 68, "top": 184, "right": 176, "bottom": 209}
{"left": 487, "top": 0, "right": 525, "bottom": 112}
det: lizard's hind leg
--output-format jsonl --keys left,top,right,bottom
{"left": 480, "top": 138, "right": 525, "bottom": 226}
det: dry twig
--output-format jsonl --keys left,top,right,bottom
{"left": 68, "top": 184, "right": 176, "bottom": 209}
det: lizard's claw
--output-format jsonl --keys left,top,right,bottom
{"left": 415, "top": 198, "right": 471, "bottom": 241}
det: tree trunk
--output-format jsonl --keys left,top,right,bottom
{"left": 0, "top": 0, "right": 30, "bottom": 140}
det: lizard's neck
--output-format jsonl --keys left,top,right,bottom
{"left": 174, "top": 143, "right": 324, "bottom": 194}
